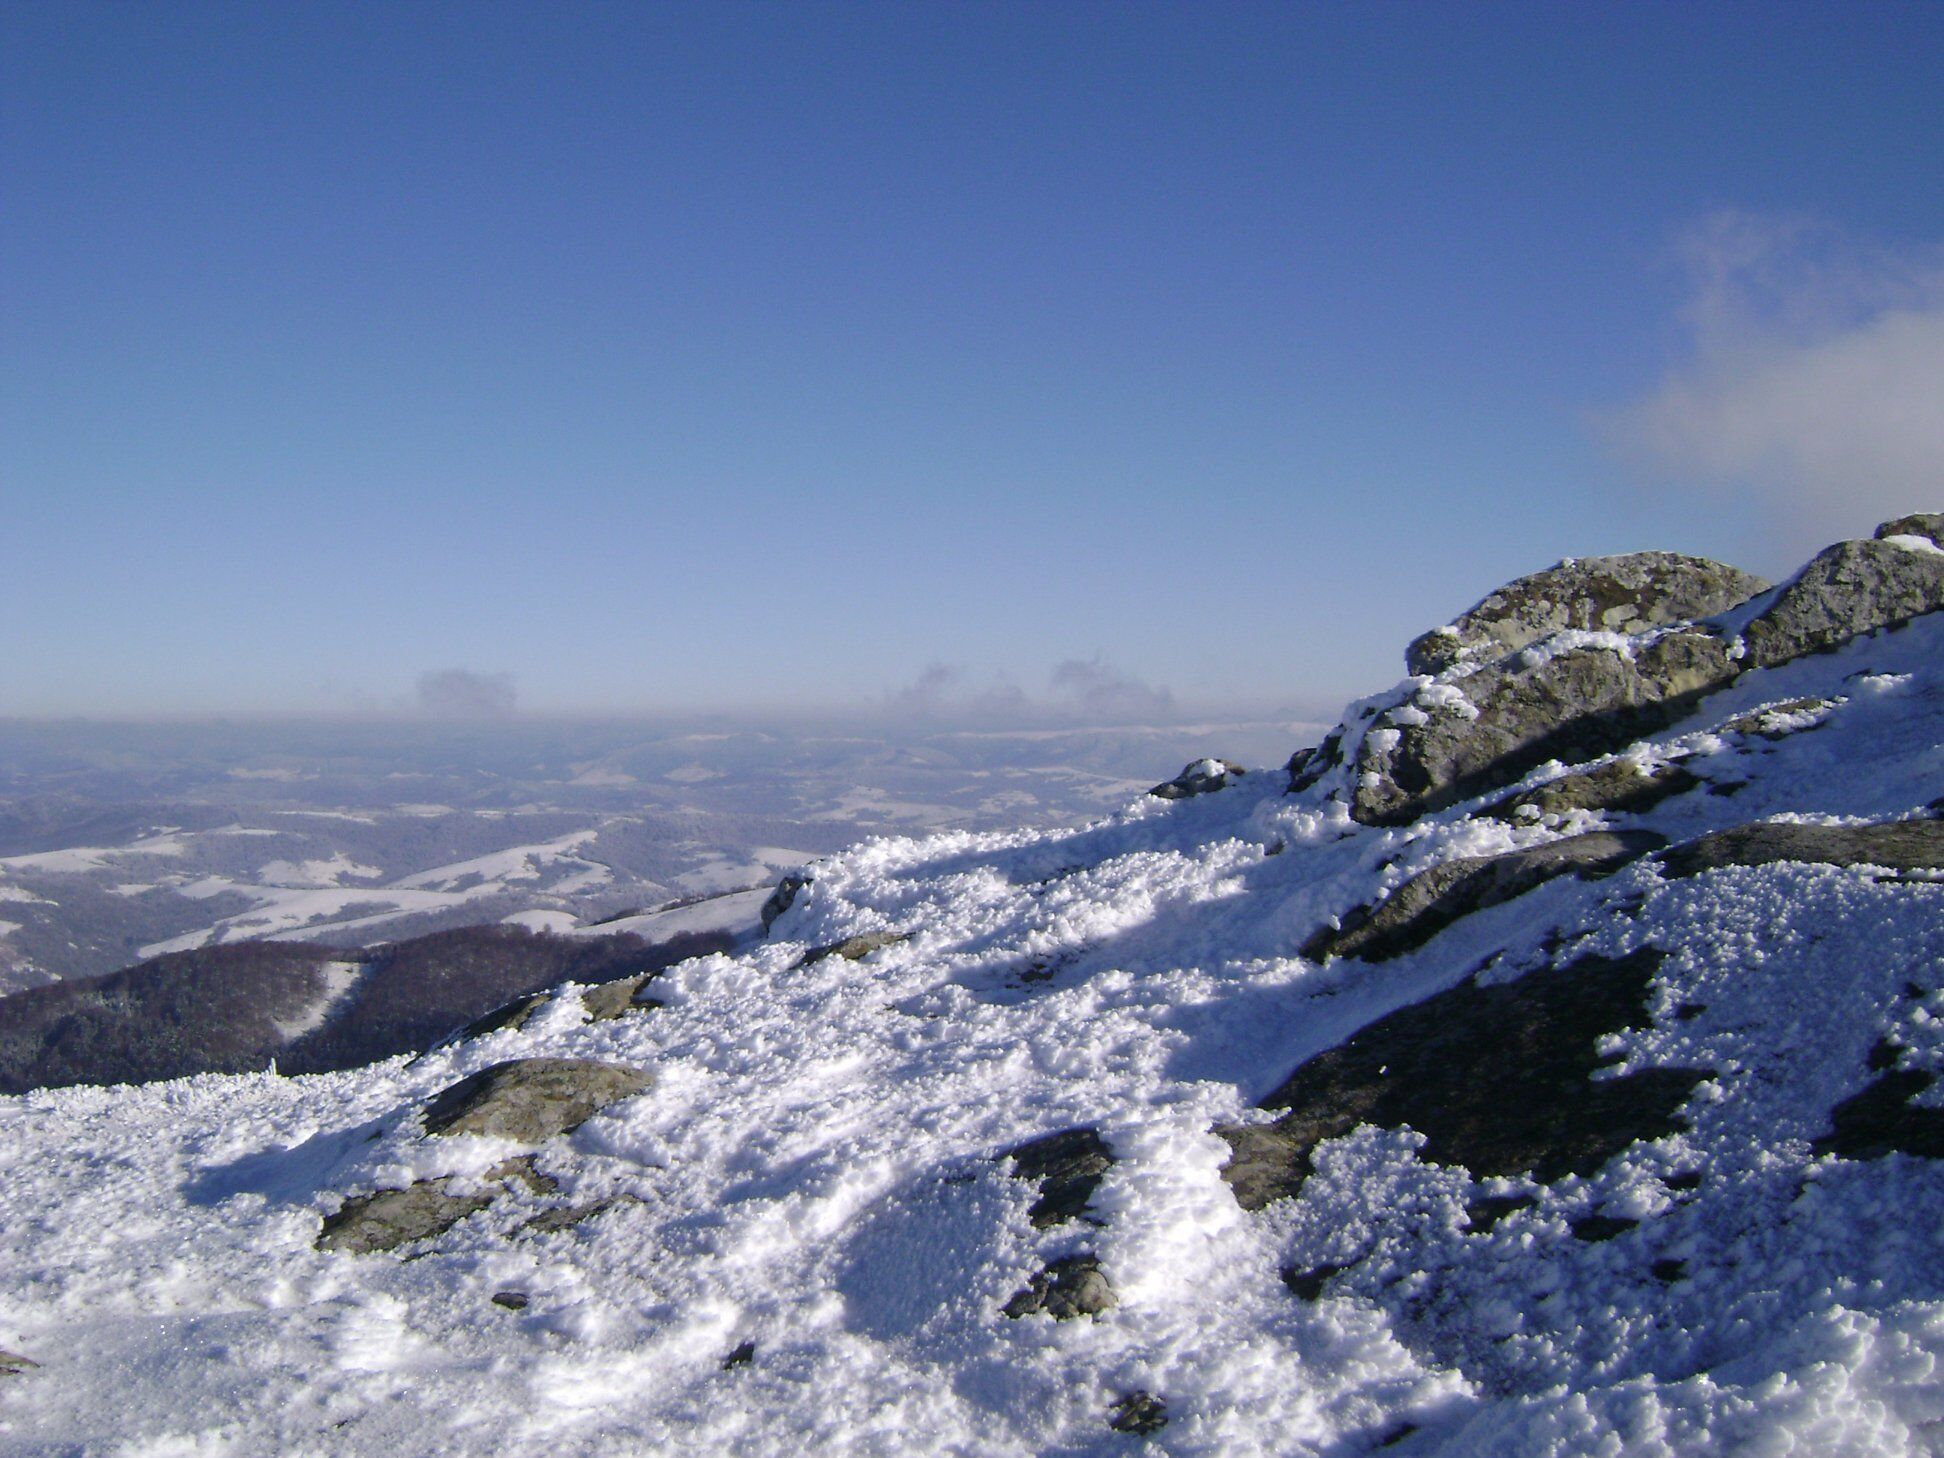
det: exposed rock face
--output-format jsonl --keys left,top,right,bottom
{"left": 1353, "top": 629, "right": 1740, "bottom": 825}
{"left": 1002, "top": 1254, "right": 1118, "bottom": 1320}
{"left": 316, "top": 1157, "right": 555, "bottom": 1254}
{"left": 1404, "top": 552, "right": 1767, "bottom": 677}
{"left": 1218, "top": 949, "right": 1707, "bottom": 1211}
{"left": 1657, "top": 817, "right": 1944, "bottom": 880}
{"left": 1484, "top": 758, "right": 1700, "bottom": 824}
{"left": 418, "top": 1058, "right": 652, "bottom": 1143}
{"left": 797, "top": 931, "right": 906, "bottom": 968}
{"left": 1148, "top": 758, "right": 1246, "bottom": 800}
{"left": 762, "top": 872, "right": 813, "bottom": 933}
{"left": 1875, "top": 512, "right": 1944, "bottom": 547}
{"left": 1286, "top": 729, "right": 1345, "bottom": 794}
{"left": 1303, "top": 830, "right": 1666, "bottom": 964}
{"left": 580, "top": 972, "right": 662, "bottom": 1021}
{"left": 999, "top": 1127, "right": 1113, "bottom": 1229}
{"left": 1741, "top": 530, "right": 1944, "bottom": 669}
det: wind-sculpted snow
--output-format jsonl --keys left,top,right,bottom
{"left": 0, "top": 551, "right": 1941, "bottom": 1454}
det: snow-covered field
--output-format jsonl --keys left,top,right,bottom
{"left": 0, "top": 568, "right": 1937, "bottom": 1453}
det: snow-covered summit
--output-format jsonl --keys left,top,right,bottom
{"left": 2, "top": 517, "right": 1941, "bottom": 1456}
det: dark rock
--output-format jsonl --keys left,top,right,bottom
{"left": 419, "top": 1058, "right": 652, "bottom": 1143}
{"left": 490, "top": 1290, "right": 530, "bottom": 1310}
{"left": 580, "top": 972, "right": 662, "bottom": 1022}
{"left": 1719, "top": 697, "right": 1838, "bottom": 741}
{"left": 0, "top": 1350, "right": 37, "bottom": 1378}
{"left": 761, "top": 873, "right": 813, "bottom": 933}
{"left": 1404, "top": 552, "right": 1767, "bottom": 677}
{"left": 448, "top": 991, "right": 551, "bottom": 1045}
{"left": 1674, "top": 1002, "right": 1707, "bottom": 1022}
{"left": 1002, "top": 1254, "right": 1118, "bottom": 1320}
{"left": 1876, "top": 513, "right": 1944, "bottom": 547}
{"left": 518, "top": 1193, "right": 641, "bottom": 1235}
{"left": 1658, "top": 818, "right": 1944, "bottom": 880}
{"left": 1149, "top": 758, "right": 1246, "bottom": 800}
{"left": 1286, "top": 729, "right": 1345, "bottom": 794}
{"left": 1663, "top": 1170, "right": 1704, "bottom": 1191}
{"left": 1282, "top": 1259, "right": 1353, "bottom": 1299}
{"left": 722, "top": 1340, "right": 756, "bottom": 1370}
{"left": 1463, "top": 1193, "right": 1535, "bottom": 1232}
{"left": 1741, "top": 533, "right": 1944, "bottom": 669}
{"left": 1000, "top": 1127, "right": 1113, "bottom": 1229}
{"left": 797, "top": 931, "right": 907, "bottom": 968}
{"left": 1570, "top": 1214, "right": 1638, "bottom": 1242}
{"left": 1304, "top": 830, "right": 1665, "bottom": 964}
{"left": 1484, "top": 759, "right": 1700, "bottom": 823}
{"left": 1217, "top": 949, "right": 1708, "bottom": 1210}
{"left": 1814, "top": 1068, "right": 1944, "bottom": 1160}
{"left": 1108, "top": 1391, "right": 1169, "bottom": 1436}
{"left": 1651, "top": 1259, "right": 1688, "bottom": 1283}
{"left": 1355, "top": 628, "right": 1741, "bottom": 826}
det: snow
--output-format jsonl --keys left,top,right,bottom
{"left": 270, "top": 960, "right": 370, "bottom": 1041}
{"left": 0, "top": 614, "right": 1939, "bottom": 1454}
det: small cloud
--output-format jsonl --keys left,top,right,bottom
{"left": 1047, "top": 656, "right": 1176, "bottom": 721}
{"left": 1605, "top": 210, "right": 1944, "bottom": 554}
{"left": 887, "top": 663, "right": 1029, "bottom": 722}
{"left": 415, "top": 669, "right": 518, "bottom": 718}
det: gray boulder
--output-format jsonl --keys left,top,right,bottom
{"left": 1000, "top": 1127, "right": 1113, "bottom": 1229}
{"left": 580, "top": 972, "right": 663, "bottom": 1022}
{"left": 1405, "top": 552, "right": 1767, "bottom": 676}
{"left": 796, "top": 931, "right": 906, "bottom": 968}
{"left": 1658, "top": 818, "right": 1944, "bottom": 880}
{"left": 1353, "top": 629, "right": 1739, "bottom": 825}
{"left": 761, "top": 872, "right": 813, "bottom": 933}
{"left": 1741, "top": 526, "right": 1944, "bottom": 669}
{"left": 1148, "top": 758, "right": 1246, "bottom": 800}
{"left": 1002, "top": 1254, "right": 1118, "bottom": 1320}
{"left": 418, "top": 1058, "right": 652, "bottom": 1143}
{"left": 1484, "top": 758, "right": 1699, "bottom": 824}
{"left": 1876, "top": 512, "right": 1944, "bottom": 547}
{"left": 316, "top": 1156, "right": 554, "bottom": 1254}
{"left": 1304, "top": 829, "right": 1665, "bottom": 964}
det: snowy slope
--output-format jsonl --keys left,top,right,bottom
{"left": 1, "top": 529, "right": 1940, "bottom": 1456}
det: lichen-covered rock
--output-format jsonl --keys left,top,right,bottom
{"left": 1304, "top": 829, "right": 1666, "bottom": 964}
{"left": 1484, "top": 758, "right": 1699, "bottom": 824}
{"left": 1740, "top": 528, "right": 1944, "bottom": 669}
{"left": 1001, "top": 1254, "right": 1117, "bottom": 1320}
{"left": 580, "top": 972, "right": 662, "bottom": 1022}
{"left": 1218, "top": 949, "right": 1707, "bottom": 1211}
{"left": 1353, "top": 628, "right": 1739, "bottom": 825}
{"left": 999, "top": 1127, "right": 1113, "bottom": 1229}
{"left": 1404, "top": 552, "right": 1767, "bottom": 676}
{"left": 1148, "top": 758, "right": 1245, "bottom": 800}
{"left": 316, "top": 1157, "right": 554, "bottom": 1254}
{"left": 1657, "top": 817, "right": 1944, "bottom": 880}
{"left": 418, "top": 1058, "right": 652, "bottom": 1143}
{"left": 1876, "top": 512, "right": 1944, "bottom": 547}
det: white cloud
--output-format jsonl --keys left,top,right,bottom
{"left": 1609, "top": 212, "right": 1944, "bottom": 552}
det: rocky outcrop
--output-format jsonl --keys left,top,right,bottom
{"left": 1404, "top": 552, "right": 1767, "bottom": 677}
{"left": 1740, "top": 529, "right": 1944, "bottom": 669}
{"left": 1218, "top": 949, "right": 1707, "bottom": 1210}
{"left": 999, "top": 1127, "right": 1113, "bottom": 1229}
{"left": 580, "top": 972, "right": 664, "bottom": 1021}
{"left": 419, "top": 1058, "right": 652, "bottom": 1143}
{"left": 1002, "top": 1254, "right": 1117, "bottom": 1320}
{"left": 316, "top": 1157, "right": 555, "bottom": 1254}
{"left": 1484, "top": 758, "right": 1699, "bottom": 824}
{"left": 1657, "top": 817, "right": 1944, "bottom": 880}
{"left": 1353, "top": 628, "right": 1739, "bottom": 825}
{"left": 1148, "top": 758, "right": 1246, "bottom": 800}
{"left": 1876, "top": 512, "right": 1944, "bottom": 547}
{"left": 1108, "top": 1392, "right": 1168, "bottom": 1435}
{"left": 1303, "top": 829, "right": 1665, "bottom": 964}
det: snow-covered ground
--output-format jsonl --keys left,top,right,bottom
{"left": 0, "top": 602, "right": 1938, "bottom": 1453}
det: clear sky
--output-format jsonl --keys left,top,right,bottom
{"left": 5, "top": 2, "right": 1942, "bottom": 719}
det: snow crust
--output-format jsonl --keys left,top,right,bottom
{"left": 0, "top": 617, "right": 1940, "bottom": 1455}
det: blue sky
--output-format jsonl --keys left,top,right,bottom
{"left": 4, "top": 2, "right": 1942, "bottom": 718}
